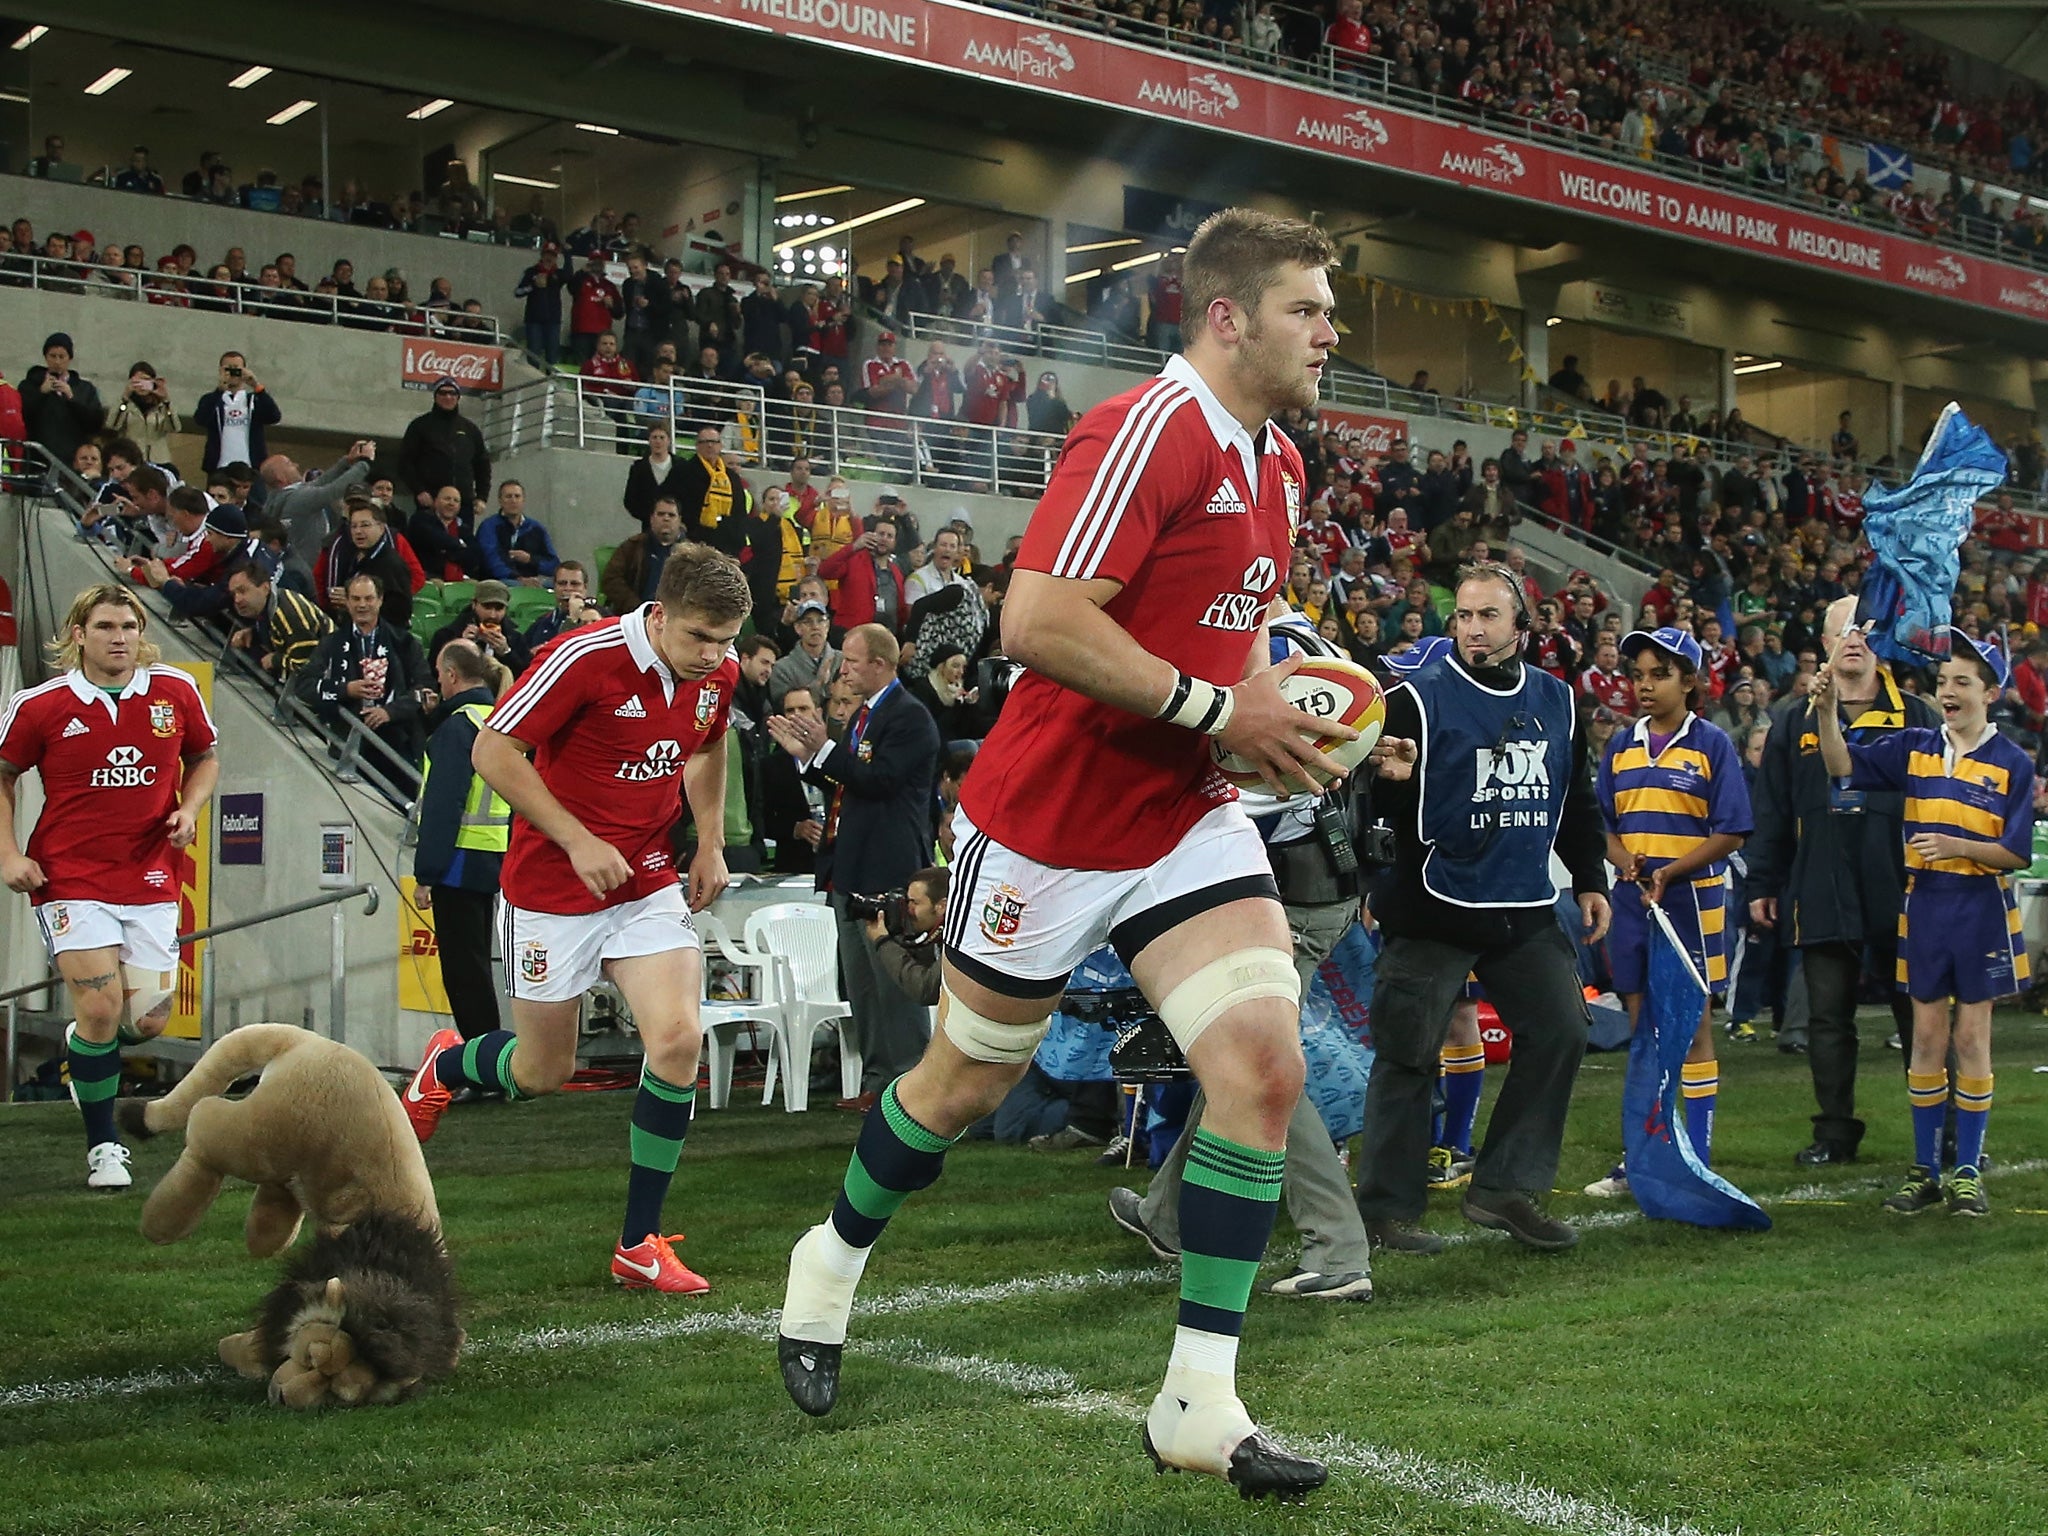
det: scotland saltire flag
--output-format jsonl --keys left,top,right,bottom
{"left": 1866, "top": 142, "right": 1915, "bottom": 189}
{"left": 1855, "top": 402, "right": 2007, "bottom": 667}
{"left": 1621, "top": 906, "right": 1770, "bottom": 1230}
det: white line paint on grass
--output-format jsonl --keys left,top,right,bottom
{"left": 0, "top": 1363, "right": 212, "bottom": 1411}
{"left": 0, "top": 1267, "right": 1173, "bottom": 1410}
{"left": 881, "top": 1338, "right": 1724, "bottom": 1536}
{"left": 1778, "top": 1155, "right": 2047, "bottom": 1204}
{"left": 2, "top": 1260, "right": 1736, "bottom": 1534}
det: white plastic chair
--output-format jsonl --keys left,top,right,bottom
{"left": 695, "top": 911, "right": 783, "bottom": 1110}
{"left": 751, "top": 902, "right": 860, "bottom": 1112}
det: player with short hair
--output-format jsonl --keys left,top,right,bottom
{"left": 1584, "top": 627, "right": 1751, "bottom": 1197}
{"left": 402, "top": 545, "right": 747, "bottom": 1290}
{"left": 1815, "top": 628, "right": 2033, "bottom": 1217}
{"left": 0, "top": 585, "right": 218, "bottom": 1188}
{"left": 774, "top": 208, "right": 1414, "bottom": 1500}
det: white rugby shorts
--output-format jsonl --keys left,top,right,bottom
{"left": 35, "top": 899, "right": 179, "bottom": 972}
{"left": 942, "top": 800, "right": 1277, "bottom": 997}
{"left": 498, "top": 885, "right": 701, "bottom": 1003}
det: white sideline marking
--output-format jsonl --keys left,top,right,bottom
{"left": 878, "top": 1338, "right": 1722, "bottom": 1536}
{"left": 1, "top": 1262, "right": 1735, "bottom": 1533}
{"left": 0, "top": 1363, "right": 211, "bottom": 1410}
{"left": 1779, "top": 1155, "right": 2047, "bottom": 1204}
{"left": 0, "top": 1268, "right": 1170, "bottom": 1410}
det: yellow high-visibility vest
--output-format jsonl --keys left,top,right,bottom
{"left": 421, "top": 701, "right": 511, "bottom": 852}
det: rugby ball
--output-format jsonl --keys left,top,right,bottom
{"left": 1212, "top": 656, "right": 1386, "bottom": 789}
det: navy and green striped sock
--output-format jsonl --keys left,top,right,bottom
{"left": 1175, "top": 1129, "right": 1285, "bottom": 1343}
{"left": 67, "top": 1029, "right": 122, "bottom": 1148}
{"left": 436, "top": 1029, "right": 529, "bottom": 1100}
{"left": 621, "top": 1065, "right": 696, "bottom": 1248}
{"left": 828, "top": 1079, "right": 958, "bottom": 1250}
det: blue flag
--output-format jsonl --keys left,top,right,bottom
{"left": 1621, "top": 906, "right": 1770, "bottom": 1230}
{"left": 1855, "top": 402, "right": 2008, "bottom": 668}
{"left": 1865, "top": 142, "right": 1914, "bottom": 189}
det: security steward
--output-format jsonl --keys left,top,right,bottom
{"left": 1744, "top": 596, "right": 1936, "bottom": 1166}
{"left": 412, "top": 639, "right": 511, "bottom": 1046}
{"left": 1354, "top": 562, "right": 1610, "bottom": 1252}
{"left": 1112, "top": 608, "right": 1376, "bottom": 1301}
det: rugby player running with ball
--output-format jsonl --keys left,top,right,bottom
{"left": 773, "top": 210, "right": 1414, "bottom": 1500}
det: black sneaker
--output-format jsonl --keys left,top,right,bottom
{"left": 1364, "top": 1219, "right": 1447, "bottom": 1255}
{"left": 1946, "top": 1165, "right": 1989, "bottom": 1217}
{"left": 1794, "top": 1140, "right": 1857, "bottom": 1167}
{"left": 1264, "top": 1267, "right": 1373, "bottom": 1301}
{"left": 1880, "top": 1165, "right": 1944, "bottom": 1215}
{"left": 1462, "top": 1189, "right": 1579, "bottom": 1250}
{"left": 1108, "top": 1186, "right": 1180, "bottom": 1260}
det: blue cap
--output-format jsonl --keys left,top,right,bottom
{"left": 1384, "top": 634, "right": 1455, "bottom": 674}
{"left": 1620, "top": 626, "right": 1703, "bottom": 673}
{"left": 1945, "top": 627, "right": 2010, "bottom": 689}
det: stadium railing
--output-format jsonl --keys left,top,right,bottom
{"left": 0, "top": 252, "right": 508, "bottom": 345}
{"left": 482, "top": 374, "right": 1072, "bottom": 497}
{"left": 14, "top": 442, "right": 425, "bottom": 811}
{"left": 0, "top": 881, "right": 382, "bottom": 1083}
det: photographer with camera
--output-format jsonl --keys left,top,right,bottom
{"left": 195, "top": 351, "right": 279, "bottom": 474}
{"left": 859, "top": 868, "right": 949, "bottom": 1009}
{"left": 1106, "top": 607, "right": 1377, "bottom": 1301}
{"left": 767, "top": 623, "right": 940, "bottom": 1111}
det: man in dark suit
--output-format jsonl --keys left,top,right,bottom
{"left": 760, "top": 683, "right": 828, "bottom": 875}
{"left": 767, "top": 623, "right": 940, "bottom": 1109}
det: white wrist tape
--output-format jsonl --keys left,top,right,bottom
{"left": 1158, "top": 674, "right": 1236, "bottom": 736}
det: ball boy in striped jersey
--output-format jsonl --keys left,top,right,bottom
{"left": 1815, "top": 628, "right": 2033, "bottom": 1217}
{"left": 1586, "top": 628, "right": 1751, "bottom": 1195}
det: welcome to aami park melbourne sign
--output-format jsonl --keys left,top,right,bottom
{"left": 639, "top": 0, "right": 2048, "bottom": 326}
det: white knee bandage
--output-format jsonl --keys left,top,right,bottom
{"left": 940, "top": 983, "right": 1052, "bottom": 1065}
{"left": 122, "top": 963, "right": 174, "bottom": 1029}
{"left": 1156, "top": 948, "right": 1301, "bottom": 1052}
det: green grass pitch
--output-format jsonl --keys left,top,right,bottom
{"left": 3, "top": 1015, "right": 2046, "bottom": 1536}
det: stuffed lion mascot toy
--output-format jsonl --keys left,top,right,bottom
{"left": 116, "top": 1023, "right": 460, "bottom": 1409}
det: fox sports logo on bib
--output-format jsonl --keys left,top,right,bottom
{"left": 1473, "top": 741, "right": 1550, "bottom": 802}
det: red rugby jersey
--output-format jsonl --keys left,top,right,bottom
{"left": 0, "top": 665, "right": 217, "bottom": 905}
{"left": 488, "top": 607, "right": 736, "bottom": 915}
{"left": 960, "top": 354, "right": 1300, "bottom": 870}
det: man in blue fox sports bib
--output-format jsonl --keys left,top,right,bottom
{"left": 1353, "top": 562, "right": 1611, "bottom": 1254}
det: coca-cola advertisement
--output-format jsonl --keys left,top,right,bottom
{"left": 1318, "top": 408, "right": 1409, "bottom": 458}
{"left": 400, "top": 339, "right": 504, "bottom": 394}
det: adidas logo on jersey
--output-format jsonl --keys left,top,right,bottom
{"left": 1205, "top": 482, "right": 1248, "bottom": 517}
{"left": 61, "top": 717, "right": 89, "bottom": 738}
{"left": 614, "top": 696, "right": 648, "bottom": 718}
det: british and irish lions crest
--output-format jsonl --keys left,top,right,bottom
{"left": 518, "top": 940, "right": 549, "bottom": 987}
{"left": 980, "top": 883, "right": 1027, "bottom": 948}
{"left": 694, "top": 685, "right": 721, "bottom": 730}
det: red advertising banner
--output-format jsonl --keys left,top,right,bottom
{"left": 400, "top": 337, "right": 505, "bottom": 394}
{"left": 1318, "top": 407, "right": 1411, "bottom": 456}
{"left": 642, "top": 0, "right": 2048, "bottom": 326}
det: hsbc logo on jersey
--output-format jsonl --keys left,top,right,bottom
{"left": 1198, "top": 556, "right": 1280, "bottom": 632}
{"left": 615, "top": 739, "right": 684, "bottom": 782}
{"left": 91, "top": 744, "right": 158, "bottom": 788}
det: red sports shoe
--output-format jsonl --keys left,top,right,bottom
{"left": 402, "top": 1028, "right": 463, "bottom": 1143}
{"left": 612, "top": 1233, "right": 711, "bottom": 1294}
